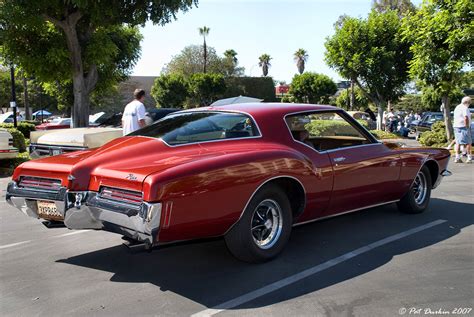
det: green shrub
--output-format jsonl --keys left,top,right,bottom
{"left": 306, "top": 119, "right": 368, "bottom": 137}
{"left": 369, "top": 130, "right": 399, "bottom": 140}
{"left": 419, "top": 121, "right": 447, "bottom": 147}
{"left": 5, "top": 128, "right": 27, "bottom": 152}
{"left": 0, "top": 152, "right": 30, "bottom": 171}
{"left": 0, "top": 122, "right": 36, "bottom": 138}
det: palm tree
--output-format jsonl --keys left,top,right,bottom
{"left": 258, "top": 54, "right": 272, "bottom": 77}
{"left": 198, "top": 26, "right": 210, "bottom": 73}
{"left": 294, "top": 49, "right": 308, "bottom": 74}
{"left": 224, "top": 49, "right": 238, "bottom": 65}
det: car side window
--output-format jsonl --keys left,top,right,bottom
{"left": 286, "top": 111, "right": 373, "bottom": 152}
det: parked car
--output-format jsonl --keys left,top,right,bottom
{"left": 413, "top": 112, "right": 444, "bottom": 140}
{"left": 36, "top": 118, "right": 72, "bottom": 130}
{"left": 0, "top": 129, "right": 18, "bottom": 159}
{"left": 7, "top": 103, "right": 451, "bottom": 262}
{"left": 144, "top": 108, "right": 180, "bottom": 125}
{"left": 0, "top": 111, "right": 24, "bottom": 124}
{"left": 29, "top": 127, "right": 123, "bottom": 157}
{"left": 29, "top": 109, "right": 178, "bottom": 157}
{"left": 346, "top": 111, "right": 376, "bottom": 130}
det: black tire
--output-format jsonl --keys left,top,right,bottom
{"left": 397, "top": 165, "right": 432, "bottom": 214}
{"left": 225, "top": 184, "right": 292, "bottom": 263}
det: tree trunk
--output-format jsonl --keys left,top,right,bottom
{"left": 22, "top": 76, "right": 31, "bottom": 120}
{"left": 441, "top": 95, "right": 453, "bottom": 140}
{"left": 203, "top": 39, "right": 207, "bottom": 73}
{"left": 376, "top": 102, "right": 383, "bottom": 131}
{"left": 350, "top": 79, "right": 355, "bottom": 110}
{"left": 45, "top": 12, "right": 97, "bottom": 128}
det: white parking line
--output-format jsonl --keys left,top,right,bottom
{"left": 0, "top": 230, "right": 92, "bottom": 249}
{"left": 0, "top": 240, "right": 32, "bottom": 250}
{"left": 52, "top": 230, "right": 92, "bottom": 238}
{"left": 192, "top": 219, "right": 447, "bottom": 317}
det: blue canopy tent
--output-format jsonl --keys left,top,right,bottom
{"left": 32, "top": 110, "right": 52, "bottom": 116}
{"left": 32, "top": 110, "right": 52, "bottom": 123}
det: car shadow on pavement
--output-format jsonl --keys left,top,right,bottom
{"left": 57, "top": 198, "right": 473, "bottom": 310}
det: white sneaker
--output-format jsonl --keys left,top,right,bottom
{"left": 466, "top": 157, "right": 473, "bottom": 164}
{"left": 454, "top": 157, "right": 463, "bottom": 163}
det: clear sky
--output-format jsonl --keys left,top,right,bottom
{"left": 132, "top": 0, "right": 422, "bottom": 83}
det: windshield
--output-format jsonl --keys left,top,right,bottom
{"left": 129, "top": 111, "right": 260, "bottom": 146}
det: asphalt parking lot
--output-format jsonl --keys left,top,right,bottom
{"left": 1, "top": 156, "right": 473, "bottom": 316}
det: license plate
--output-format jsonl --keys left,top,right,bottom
{"left": 52, "top": 149, "right": 62, "bottom": 156}
{"left": 37, "top": 201, "right": 63, "bottom": 220}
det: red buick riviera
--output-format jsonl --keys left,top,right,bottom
{"left": 7, "top": 104, "right": 451, "bottom": 262}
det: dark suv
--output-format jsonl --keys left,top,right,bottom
{"left": 413, "top": 112, "right": 444, "bottom": 140}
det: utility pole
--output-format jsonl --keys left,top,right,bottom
{"left": 23, "top": 75, "right": 31, "bottom": 120}
{"left": 10, "top": 66, "right": 18, "bottom": 128}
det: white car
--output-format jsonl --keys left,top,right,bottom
{"left": 0, "top": 129, "right": 19, "bottom": 159}
{"left": 0, "top": 111, "right": 24, "bottom": 124}
{"left": 29, "top": 127, "right": 123, "bottom": 157}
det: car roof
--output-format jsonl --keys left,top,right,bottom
{"left": 182, "top": 103, "right": 337, "bottom": 120}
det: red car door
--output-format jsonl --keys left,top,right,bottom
{"left": 326, "top": 143, "right": 401, "bottom": 215}
{"left": 285, "top": 110, "right": 401, "bottom": 219}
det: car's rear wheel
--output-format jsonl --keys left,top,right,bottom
{"left": 225, "top": 184, "right": 292, "bottom": 263}
{"left": 397, "top": 165, "right": 432, "bottom": 214}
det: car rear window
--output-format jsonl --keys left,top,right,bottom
{"left": 129, "top": 111, "right": 260, "bottom": 146}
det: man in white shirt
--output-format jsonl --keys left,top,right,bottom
{"left": 122, "top": 89, "right": 147, "bottom": 135}
{"left": 453, "top": 96, "right": 472, "bottom": 163}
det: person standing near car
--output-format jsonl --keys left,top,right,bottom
{"left": 453, "top": 96, "right": 472, "bottom": 163}
{"left": 122, "top": 89, "right": 147, "bottom": 135}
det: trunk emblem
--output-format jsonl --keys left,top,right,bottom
{"left": 126, "top": 173, "right": 138, "bottom": 181}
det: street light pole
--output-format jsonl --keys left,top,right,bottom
{"left": 10, "top": 65, "right": 18, "bottom": 128}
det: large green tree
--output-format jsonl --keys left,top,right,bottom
{"left": 335, "top": 86, "right": 371, "bottom": 110}
{"left": 0, "top": 0, "right": 197, "bottom": 127}
{"left": 151, "top": 74, "right": 188, "bottom": 108}
{"left": 372, "top": 0, "right": 416, "bottom": 16}
{"left": 403, "top": 0, "right": 473, "bottom": 140}
{"left": 164, "top": 45, "right": 226, "bottom": 77}
{"left": 188, "top": 73, "right": 226, "bottom": 107}
{"left": 325, "top": 10, "right": 412, "bottom": 129}
{"left": 289, "top": 72, "right": 337, "bottom": 104}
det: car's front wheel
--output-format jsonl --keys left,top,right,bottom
{"left": 397, "top": 165, "right": 432, "bottom": 214}
{"left": 225, "top": 184, "right": 292, "bottom": 263}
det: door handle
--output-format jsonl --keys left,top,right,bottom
{"left": 333, "top": 157, "right": 346, "bottom": 163}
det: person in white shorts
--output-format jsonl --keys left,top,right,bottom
{"left": 122, "top": 89, "right": 147, "bottom": 135}
{"left": 453, "top": 96, "right": 472, "bottom": 163}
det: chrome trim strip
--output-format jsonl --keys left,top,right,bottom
{"left": 293, "top": 200, "right": 400, "bottom": 227}
{"left": 159, "top": 135, "right": 262, "bottom": 148}
{"left": 224, "top": 175, "right": 307, "bottom": 235}
{"left": 282, "top": 109, "right": 381, "bottom": 155}
{"left": 30, "top": 143, "right": 87, "bottom": 151}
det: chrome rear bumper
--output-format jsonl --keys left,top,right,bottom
{"left": 6, "top": 182, "right": 161, "bottom": 245}
{"left": 432, "top": 169, "right": 452, "bottom": 189}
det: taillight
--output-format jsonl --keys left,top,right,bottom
{"left": 19, "top": 176, "right": 62, "bottom": 192}
{"left": 99, "top": 187, "right": 143, "bottom": 206}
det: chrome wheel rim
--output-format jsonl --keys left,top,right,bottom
{"left": 251, "top": 199, "right": 283, "bottom": 250}
{"left": 413, "top": 172, "right": 427, "bottom": 205}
